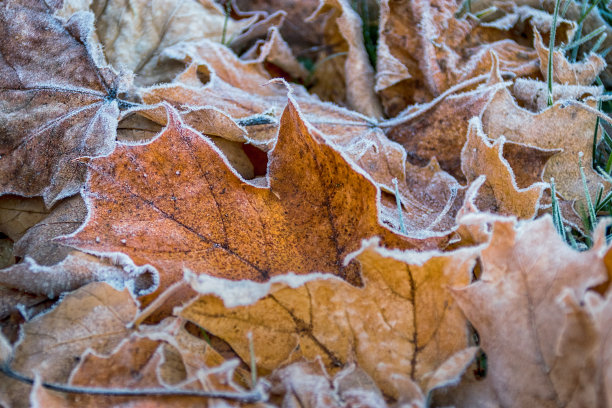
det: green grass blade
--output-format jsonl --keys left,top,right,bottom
{"left": 548, "top": 0, "right": 563, "bottom": 106}
{"left": 221, "top": 1, "right": 230, "bottom": 45}
{"left": 579, "top": 152, "right": 598, "bottom": 230}
{"left": 591, "top": 32, "right": 607, "bottom": 53}
{"left": 551, "top": 178, "right": 568, "bottom": 241}
{"left": 563, "top": 25, "right": 607, "bottom": 51}
{"left": 578, "top": 0, "right": 603, "bottom": 24}
{"left": 566, "top": 226, "right": 580, "bottom": 249}
{"left": 392, "top": 178, "right": 407, "bottom": 234}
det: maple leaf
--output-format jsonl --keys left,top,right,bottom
{"left": 141, "top": 40, "right": 406, "bottom": 193}
{"left": 451, "top": 215, "right": 609, "bottom": 407}
{"left": 461, "top": 117, "right": 546, "bottom": 219}
{"left": 56, "top": 0, "right": 256, "bottom": 87}
{"left": 384, "top": 73, "right": 509, "bottom": 180}
{"left": 305, "top": 0, "right": 382, "bottom": 118}
{"left": 268, "top": 360, "right": 391, "bottom": 408}
{"left": 374, "top": 0, "right": 569, "bottom": 115}
{"left": 481, "top": 71, "right": 610, "bottom": 203}
{"left": 180, "top": 237, "right": 480, "bottom": 399}
{"left": 533, "top": 30, "right": 605, "bottom": 86}
{"left": 0, "top": 282, "right": 138, "bottom": 407}
{"left": 0, "top": 196, "right": 49, "bottom": 243}
{"left": 61, "top": 100, "right": 441, "bottom": 302}
{"left": 0, "top": 1, "right": 128, "bottom": 206}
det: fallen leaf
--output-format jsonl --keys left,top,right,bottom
{"left": 240, "top": 27, "right": 311, "bottom": 82}
{"left": 482, "top": 70, "right": 610, "bottom": 202}
{"left": 461, "top": 117, "right": 546, "bottom": 219}
{"left": 306, "top": 0, "right": 382, "bottom": 118}
{"left": 0, "top": 282, "right": 138, "bottom": 407}
{"left": 512, "top": 77, "right": 602, "bottom": 112}
{"left": 71, "top": 0, "right": 255, "bottom": 86}
{"left": 61, "top": 101, "right": 440, "bottom": 304}
{"left": 141, "top": 40, "right": 406, "bottom": 194}
{"left": 384, "top": 73, "right": 510, "bottom": 180}
{"left": 0, "top": 197, "right": 49, "bottom": 243}
{"left": 452, "top": 216, "right": 609, "bottom": 407}
{"left": 375, "top": 0, "right": 554, "bottom": 115}
{"left": 14, "top": 196, "right": 87, "bottom": 266}
{"left": 0, "top": 251, "right": 156, "bottom": 301}
{"left": 379, "top": 158, "right": 466, "bottom": 235}
{"left": 0, "top": 1, "right": 127, "bottom": 206}
{"left": 268, "top": 359, "right": 391, "bottom": 408}
{"left": 180, "top": 237, "right": 480, "bottom": 399}
{"left": 534, "top": 29, "right": 605, "bottom": 86}
{"left": 233, "top": 0, "right": 323, "bottom": 58}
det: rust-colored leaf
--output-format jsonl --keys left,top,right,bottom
{"left": 61, "top": 101, "right": 442, "bottom": 303}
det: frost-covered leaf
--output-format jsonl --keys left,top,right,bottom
{"left": 61, "top": 101, "right": 442, "bottom": 305}
{"left": 0, "top": 1, "right": 126, "bottom": 206}
{"left": 482, "top": 72, "right": 610, "bottom": 203}
{"left": 0, "top": 282, "right": 138, "bottom": 407}
{"left": 180, "top": 238, "right": 479, "bottom": 399}
{"left": 452, "top": 216, "right": 609, "bottom": 407}
{"left": 461, "top": 117, "right": 546, "bottom": 219}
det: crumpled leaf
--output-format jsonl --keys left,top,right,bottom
{"left": 385, "top": 72, "right": 510, "bottom": 180}
{"left": 512, "top": 77, "right": 602, "bottom": 112}
{"left": 240, "top": 26, "right": 310, "bottom": 82}
{"left": 533, "top": 29, "right": 605, "bottom": 86}
{"left": 379, "top": 158, "right": 466, "bottom": 235}
{"left": 268, "top": 359, "right": 391, "bottom": 408}
{"left": 306, "top": 0, "right": 382, "bottom": 118}
{"left": 461, "top": 117, "right": 547, "bottom": 219}
{"left": 374, "top": 0, "right": 565, "bottom": 115}
{"left": 452, "top": 215, "right": 609, "bottom": 408}
{"left": 234, "top": 0, "right": 323, "bottom": 56}
{"left": 482, "top": 71, "right": 610, "bottom": 202}
{"left": 180, "top": 237, "right": 480, "bottom": 399}
{"left": 61, "top": 101, "right": 442, "bottom": 304}
{"left": 13, "top": 196, "right": 87, "bottom": 266}
{"left": 0, "top": 252, "right": 156, "bottom": 304}
{"left": 0, "top": 282, "right": 138, "bottom": 407}
{"left": 0, "top": 1, "right": 127, "bottom": 206}
{"left": 142, "top": 40, "right": 406, "bottom": 194}
{"left": 60, "top": 0, "right": 256, "bottom": 86}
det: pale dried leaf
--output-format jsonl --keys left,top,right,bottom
{"left": 181, "top": 238, "right": 479, "bottom": 399}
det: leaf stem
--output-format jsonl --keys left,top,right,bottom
{"left": 0, "top": 363, "right": 264, "bottom": 402}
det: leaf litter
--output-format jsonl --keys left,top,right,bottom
{"left": 2, "top": 0, "right": 612, "bottom": 406}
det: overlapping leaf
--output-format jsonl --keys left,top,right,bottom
{"left": 61, "top": 101, "right": 443, "bottom": 304}
{"left": 0, "top": 1, "right": 126, "bottom": 206}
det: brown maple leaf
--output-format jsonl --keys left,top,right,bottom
{"left": 60, "top": 101, "right": 442, "bottom": 303}
{"left": 374, "top": 0, "right": 569, "bottom": 115}
{"left": 482, "top": 70, "right": 610, "bottom": 203}
{"left": 452, "top": 215, "right": 609, "bottom": 408}
{"left": 533, "top": 29, "right": 605, "bottom": 86}
{"left": 268, "top": 360, "right": 391, "bottom": 408}
{"left": 140, "top": 40, "right": 404, "bottom": 193}
{"left": 0, "top": 1, "right": 128, "bottom": 206}
{"left": 384, "top": 74, "right": 509, "bottom": 181}
{"left": 180, "top": 237, "right": 480, "bottom": 399}
{"left": 461, "top": 117, "right": 546, "bottom": 219}
{"left": 0, "top": 282, "right": 138, "bottom": 407}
